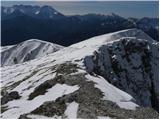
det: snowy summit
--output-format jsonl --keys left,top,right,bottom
{"left": 1, "top": 39, "right": 64, "bottom": 67}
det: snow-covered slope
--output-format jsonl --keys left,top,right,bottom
{"left": 1, "top": 39, "right": 64, "bottom": 67}
{"left": 1, "top": 29, "right": 158, "bottom": 119}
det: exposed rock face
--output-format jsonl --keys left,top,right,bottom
{"left": 84, "top": 37, "right": 159, "bottom": 111}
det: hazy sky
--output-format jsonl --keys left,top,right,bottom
{"left": 1, "top": 1, "right": 159, "bottom": 18}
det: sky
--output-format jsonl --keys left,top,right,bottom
{"left": 1, "top": 1, "right": 159, "bottom": 18}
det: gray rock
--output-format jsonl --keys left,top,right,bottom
{"left": 84, "top": 38, "right": 159, "bottom": 111}
{"left": 1, "top": 91, "right": 21, "bottom": 105}
{"left": 9, "top": 91, "right": 21, "bottom": 99}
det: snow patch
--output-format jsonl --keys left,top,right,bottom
{"left": 65, "top": 101, "right": 79, "bottom": 118}
{"left": 35, "top": 11, "right": 40, "bottom": 14}
{"left": 2, "top": 84, "right": 79, "bottom": 118}
{"left": 54, "top": 12, "right": 58, "bottom": 15}
{"left": 27, "top": 114, "right": 53, "bottom": 119}
{"left": 98, "top": 116, "right": 111, "bottom": 119}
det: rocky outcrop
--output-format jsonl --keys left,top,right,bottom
{"left": 1, "top": 90, "right": 21, "bottom": 105}
{"left": 84, "top": 37, "right": 159, "bottom": 111}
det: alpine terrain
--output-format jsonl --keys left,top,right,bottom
{"left": 1, "top": 29, "right": 159, "bottom": 119}
{"left": 1, "top": 39, "right": 64, "bottom": 67}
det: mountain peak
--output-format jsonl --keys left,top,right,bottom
{"left": 107, "top": 12, "right": 120, "bottom": 17}
{"left": 40, "top": 5, "right": 56, "bottom": 13}
{"left": 41, "top": 5, "right": 55, "bottom": 10}
{"left": 2, "top": 5, "right": 65, "bottom": 20}
{"left": 1, "top": 39, "right": 64, "bottom": 67}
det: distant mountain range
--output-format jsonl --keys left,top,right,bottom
{"left": 1, "top": 5, "right": 159, "bottom": 46}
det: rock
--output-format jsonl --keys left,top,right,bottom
{"left": 1, "top": 89, "right": 8, "bottom": 96}
{"left": 9, "top": 91, "right": 21, "bottom": 99}
{"left": 1, "top": 91, "right": 21, "bottom": 105}
{"left": 31, "top": 101, "right": 66, "bottom": 117}
{"left": 84, "top": 37, "right": 159, "bottom": 111}
{"left": 19, "top": 114, "right": 30, "bottom": 119}
{"left": 1, "top": 96, "right": 11, "bottom": 105}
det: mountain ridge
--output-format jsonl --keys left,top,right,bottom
{"left": 1, "top": 29, "right": 159, "bottom": 118}
{"left": 1, "top": 39, "right": 64, "bottom": 67}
